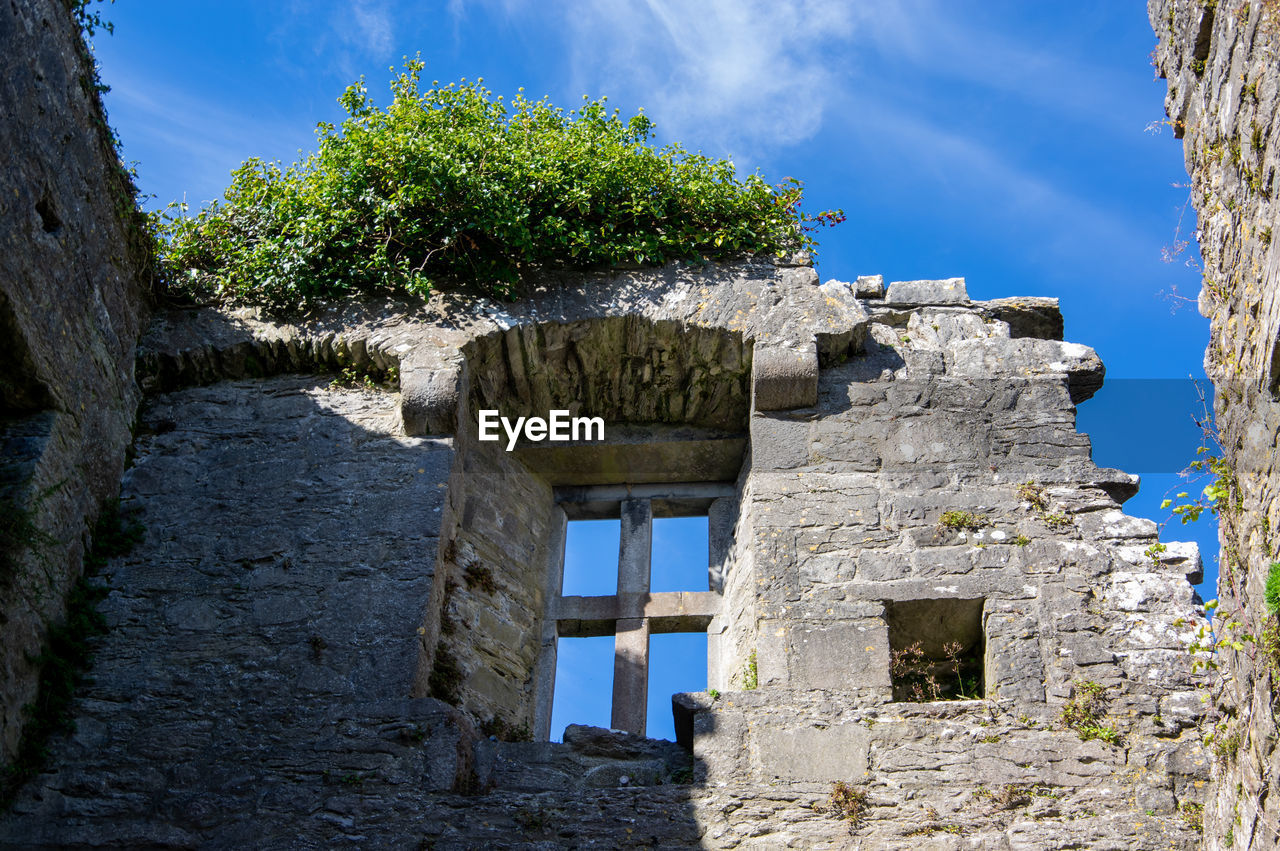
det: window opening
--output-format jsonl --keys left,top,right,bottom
{"left": 886, "top": 597, "right": 985, "bottom": 701}
{"left": 646, "top": 633, "right": 708, "bottom": 742}
{"left": 548, "top": 635, "right": 615, "bottom": 742}
{"left": 539, "top": 482, "right": 731, "bottom": 740}
{"left": 650, "top": 516, "right": 710, "bottom": 593}
{"left": 563, "top": 519, "right": 621, "bottom": 596}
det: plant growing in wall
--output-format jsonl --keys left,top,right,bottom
{"left": 158, "top": 59, "right": 841, "bottom": 310}
{"left": 1059, "top": 680, "right": 1119, "bottom": 744}
{"left": 890, "top": 640, "right": 981, "bottom": 702}
{"left": 827, "top": 781, "right": 869, "bottom": 832}
{"left": 1265, "top": 563, "right": 1280, "bottom": 616}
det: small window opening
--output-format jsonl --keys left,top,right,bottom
{"left": 563, "top": 519, "right": 621, "bottom": 596}
{"left": 886, "top": 597, "right": 985, "bottom": 702}
{"left": 647, "top": 633, "right": 708, "bottom": 742}
{"left": 650, "top": 516, "right": 710, "bottom": 592}
{"left": 549, "top": 635, "right": 615, "bottom": 741}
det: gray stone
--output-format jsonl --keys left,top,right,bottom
{"left": 0, "top": 46, "right": 1213, "bottom": 844}
{"left": 752, "top": 340, "right": 819, "bottom": 410}
{"left": 0, "top": 0, "right": 151, "bottom": 764}
{"left": 946, "top": 337, "right": 1106, "bottom": 402}
{"left": 884, "top": 277, "right": 969, "bottom": 304}
{"left": 753, "top": 723, "right": 870, "bottom": 782}
{"left": 854, "top": 274, "right": 886, "bottom": 298}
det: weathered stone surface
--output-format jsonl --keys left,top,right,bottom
{"left": 0, "top": 231, "right": 1210, "bottom": 848}
{"left": 0, "top": 0, "right": 151, "bottom": 764}
{"left": 855, "top": 274, "right": 886, "bottom": 299}
{"left": 1151, "top": 3, "right": 1280, "bottom": 842}
{"left": 946, "top": 337, "right": 1106, "bottom": 403}
{"left": 884, "top": 277, "right": 970, "bottom": 305}
{"left": 752, "top": 340, "right": 819, "bottom": 410}
{"left": 0, "top": 283, "right": 1211, "bottom": 849}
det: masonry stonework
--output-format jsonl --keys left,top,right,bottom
{"left": 1151, "top": 1, "right": 1280, "bottom": 847}
{"left": 0, "top": 0, "right": 151, "bottom": 765}
{"left": 0, "top": 259, "right": 1212, "bottom": 847}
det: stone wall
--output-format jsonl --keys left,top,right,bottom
{"left": 1151, "top": 0, "right": 1280, "bottom": 846}
{"left": 0, "top": 262, "right": 1215, "bottom": 847}
{"left": 0, "top": 0, "right": 151, "bottom": 765}
{"left": 416, "top": 375, "right": 556, "bottom": 732}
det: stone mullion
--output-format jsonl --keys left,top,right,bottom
{"left": 611, "top": 497, "right": 653, "bottom": 735}
{"left": 533, "top": 506, "right": 568, "bottom": 741}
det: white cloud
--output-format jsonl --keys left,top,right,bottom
{"left": 101, "top": 73, "right": 315, "bottom": 208}
{"left": 455, "top": 0, "right": 1151, "bottom": 165}
{"left": 837, "top": 93, "right": 1145, "bottom": 247}
{"left": 348, "top": 0, "right": 395, "bottom": 56}
{"left": 555, "top": 0, "right": 861, "bottom": 156}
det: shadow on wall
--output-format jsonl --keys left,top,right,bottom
{"left": 0, "top": 368, "right": 714, "bottom": 845}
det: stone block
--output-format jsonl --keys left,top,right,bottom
{"left": 884, "top": 277, "right": 969, "bottom": 305}
{"left": 854, "top": 275, "right": 885, "bottom": 298}
{"left": 583, "top": 760, "right": 665, "bottom": 787}
{"left": 692, "top": 704, "right": 748, "bottom": 785}
{"left": 880, "top": 416, "right": 984, "bottom": 466}
{"left": 787, "top": 619, "right": 891, "bottom": 691}
{"left": 752, "top": 340, "right": 818, "bottom": 410}
{"left": 946, "top": 337, "right": 1105, "bottom": 403}
{"left": 400, "top": 362, "right": 459, "bottom": 435}
{"left": 750, "top": 414, "right": 810, "bottom": 470}
{"left": 856, "top": 549, "right": 909, "bottom": 582}
{"left": 753, "top": 723, "right": 870, "bottom": 782}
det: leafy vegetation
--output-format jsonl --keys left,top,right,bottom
{"left": 329, "top": 363, "right": 398, "bottom": 391}
{"left": 1266, "top": 563, "right": 1280, "bottom": 616}
{"left": 937, "top": 510, "right": 990, "bottom": 533}
{"left": 1180, "top": 800, "right": 1204, "bottom": 832}
{"left": 743, "top": 650, "right": 758, "bottom": 690}
{"left": 1060, "top": 680, "right": 1119, "bottom": 744}
{"left": 1016, "top": 481, "right": 1048, "bottom": 513}
{"left": 428, "top": 640, "right": 464, "bottom": 704}
{"left": 158, "top": 60, "right": 840, "bottom": 310}
{"left": 478, "top": 715, "right": 531, "bottom": 742}
{"left": 1162, "top": 445, "right": 1239, "bottom": 525}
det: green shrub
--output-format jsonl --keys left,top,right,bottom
{"left": 1266, "top": 563, "right": 1280, "bottom": 616}
{"left": 159, "top": 59, "right": 838, "bottom": 310}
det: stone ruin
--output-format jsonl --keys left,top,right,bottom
{"left": 0, "top": 258, "right": 1216, "bottom": 847}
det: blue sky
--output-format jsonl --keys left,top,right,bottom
{"left": 91, "top": 1, "right": 1220, "bottom": 740}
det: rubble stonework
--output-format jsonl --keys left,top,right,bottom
{"left": 0, "top": 260, "right": 1212, "bottom": 847}
{"left": 1151, "top": 0, "right": 1280, "bottom": 847}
